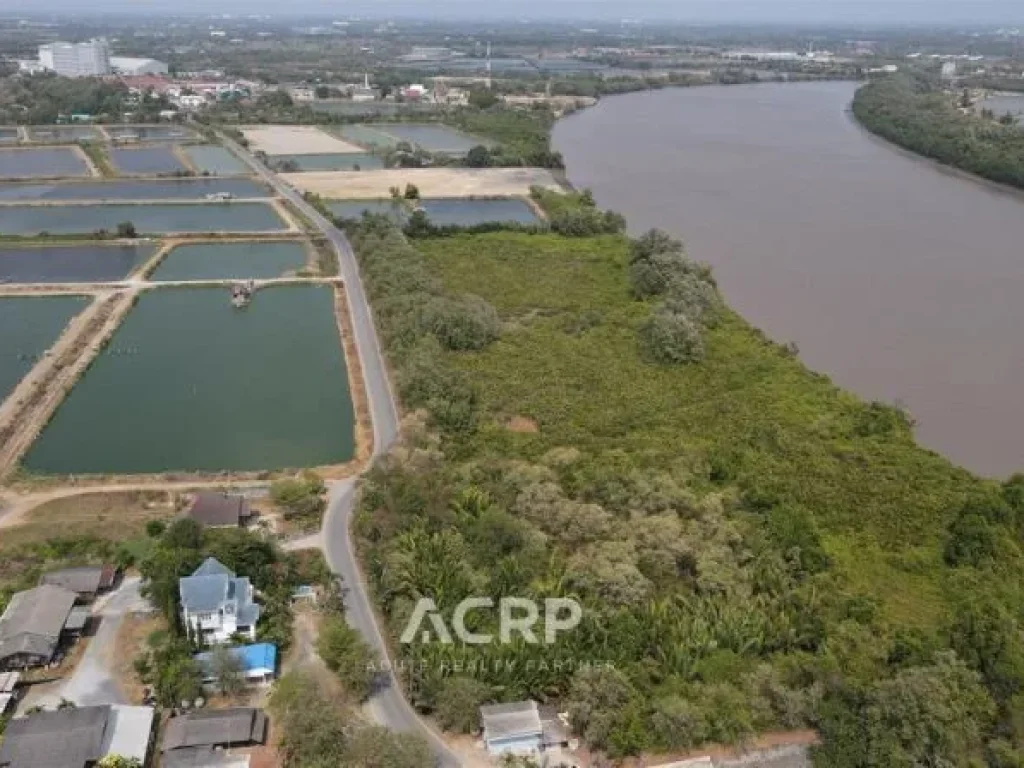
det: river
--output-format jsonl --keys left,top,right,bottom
{"left": 553, "top": 81, "right": 1024, "bottom": 477}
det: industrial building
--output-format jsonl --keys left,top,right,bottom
{"left": 38, "top": 39, "right": 111, "bottom": 77}
{"left": 111, "top": 56, "right": 169, "bottom": 76}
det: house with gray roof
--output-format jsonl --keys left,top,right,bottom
{"left": 480, "top": 700, "right": 572, "bottom": 759}
{"left": 186, "top": 492, "right": 254, "bottom": 528}
{"left": 161, "top": 708, "right": 267, "bottom": 753}
{"left": 0, "top": 704, "right": 155, "bottom": 768}
{"left": 0, "top": 585, "right": 78, "bottom": 670}
{"left": 179, "top": 558, "right": 260, "bottom": 644}
{"left": 39, "top": 564, "right": 116, "bottom": 601}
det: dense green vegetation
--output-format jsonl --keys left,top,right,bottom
{"left": 853, "top": 74, "right": 1024, "bottom": 189}
{"left": 270, "top": 670, "right": 434, "bottom": 767}
{"left": 0, "top": 73, "right": 172, "bottom": 124}
{"left": 347, "top": 193, "right": 1024, "bottom": 764}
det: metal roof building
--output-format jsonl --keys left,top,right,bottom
{"left": 162, "top": 708, "right": 268, "bottom": 753}
{"left": 0, "top": 585, "right": 77, "bottom": 670}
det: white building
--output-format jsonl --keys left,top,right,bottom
{"left": 178, "top": 557, "right": 260, "bottom": 644}
{"left": 38, "top": 39, "right": 111, "bottom": 77}
{"left": 110, "top": 56, "right": 168, "bottom": 76}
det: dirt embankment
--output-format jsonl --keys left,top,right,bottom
{"left": 0, "top": 290, "right": 137, "bottom": 479}
{"left": 333, "top": 285, "right": 373, "bottom": 473}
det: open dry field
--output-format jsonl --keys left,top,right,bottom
{"left": 280, "top": 167, "right": 563, "bottom": 198}
{"left": 242, "top": 126, "right": 365, "bottom": 155}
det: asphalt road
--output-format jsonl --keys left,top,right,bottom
{"left": 223, "top": 136, "right": 461, "bottom": 767}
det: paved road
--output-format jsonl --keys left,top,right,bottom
{"left": 222, "top": 136, "right": 460, "bottom": 767}
{"left": 36, "top": 577, "right": 147, "bottom": 709}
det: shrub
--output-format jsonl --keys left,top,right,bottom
{"left": 640, "top": 308, "right": 706, "bottom": 364}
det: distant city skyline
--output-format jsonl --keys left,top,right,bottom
{"left": 7, "top": 0, "right": 1024, "bottom": 26}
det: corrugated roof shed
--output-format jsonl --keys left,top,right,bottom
{"left": 100, "top": 705, "right": 155, "bottom": 764}
{"left": 38, "top": 566, "right": 111, "bottom": 596}
{"left": 0, "top": 585, "right": 77, "bottom": 665}
{"left": 188, "top": 493, "right": 250, "bottom": 527}
{"left": 195, "top": 643, "right": 277, "bottom": 678}
{"left": 0, "top": 705, "right": 109, "bottom": 768}
{"left": 162, "top": 708, "right": 268, "bottom": 752}
{"left": 481, "top": 700, "right": 543, "bottom": 741}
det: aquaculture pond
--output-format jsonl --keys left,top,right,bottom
{"left": 0, "top": 148, "right": 90, "bottom": 178}
{"left": 151, "top": 241, "right": 308, "bottom": 281}
{"left": 326, "top": 199, "right": 407, "bottom": 221}
{"left": 110, "top": 146, "right": 187, "bottom": 175}
{"left": 0, "top": 128, "right": 19, "bottom": 144}
{"left": 333, "top": 124, "right": 400, "bottom": 149}
{"left": 268, "top": 152, "right": 383, "bottom": 172}
{"left": 0, "top": 243, "right": 155, "bottom": 284}
{"left": 0, "top": 296, "right": 88, "bottom": 404}
{"left": 23, "top": 285, "right": 356, "bottom": 474}
{"left": 377, "top": 124, "right": 486, "bottom": 153}
{"left": 0, "top": 202, "right": 288, "bottom": 235}
{"left": 181, "top": 145, "right": 249, "bottom": 175}
{"left": 108, "top": 125, "right": 195, "bottom": 142}
{"left": 28, "top": 125, "right": 100, "bottom": 142}
{"left": 0, "top": 178, "right": 268, "bottom": 202}
{"left": 418, "top": 198, "right": 539, "bottom": 226}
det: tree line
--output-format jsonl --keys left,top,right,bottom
{"left": 853, "top": 74, "right": 1024, "bottom": 189}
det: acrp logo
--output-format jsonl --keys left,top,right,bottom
{"left": 400, "top": 597, "right": 582, "bottom": 645}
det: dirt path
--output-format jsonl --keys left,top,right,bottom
{"left": 0, "top": 478, "right": 271, "bottom": 530}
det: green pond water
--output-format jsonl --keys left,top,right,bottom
{"left": 0, "top": 296, "right": 88, "bottom": 404}
{"left": 24, "top": 285, "right": 355, "bottom": 474}
{"left": 182, "top": 145, "right": 249, "bottom": 175}
{"left": 0, "top": 202, "right": 287, "bottom": 235}
{"left": 151, "top": 241, "right": 308, "bottom": 281}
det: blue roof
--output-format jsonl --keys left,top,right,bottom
{"left": 195, "top": 643, "right": 277, "bottom": 675}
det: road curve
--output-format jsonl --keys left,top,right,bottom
{"left": 221, "top": 135, "right": 461, "bottom": 767}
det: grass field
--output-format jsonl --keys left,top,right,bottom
{"left": 416, "top": 232, "right": 978, "bottom": 627}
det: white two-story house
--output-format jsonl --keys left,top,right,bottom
{"left": 178, "top": 557, "right": 261, "bottom": 644}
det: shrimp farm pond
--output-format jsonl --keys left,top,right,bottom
{"left": 22, "top": 284, "right": 356, "bottom": 475}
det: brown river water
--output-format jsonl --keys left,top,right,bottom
{"left": 553, "top": 81, "right": 1024, "bottom": 477}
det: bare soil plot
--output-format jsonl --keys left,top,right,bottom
{"left": 0, "top": 490, "right": 176, "bottom": 549}
{"left": 281, "top": 167, "right": 562, "bottom": 199}
{"left": 243, "top": 126, "right": 365, "bottom": 155}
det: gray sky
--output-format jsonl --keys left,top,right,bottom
{"left": 16, "top": 0, "right": 1024, "bottom": 26}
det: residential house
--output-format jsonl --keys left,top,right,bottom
{"left": 161, "top": 708, "right": 268, "bottom": 754}
{"left": 480, "top": 700, "right": 572, "bottom": 759}
{"left": 0, "top": 704, "right": 155, "bottom": 768}
{"left": 195, "top": 643, "right": 277, "bottom": 684}
{"left": 179, "top": 558, "right": 260, "bottom": 643}
{"left": 0, "top": 585, "right": 78, "bottom": 670}
{"left": 39, "top": 564, "right": 116, "bottom": 602}
{"left": 186, "top": 492, "right": 254, "bottom": 528}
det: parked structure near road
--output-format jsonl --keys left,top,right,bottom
{"left": 161, "top": 708, "right": 268, "bottom": 753}
{"left": 39, "top": 565, "right": 117, "bottom": 602}
{"left": 480, "top": 700, "right": 572, "bottom": 758}
{"left": 0, "top": 585, "right": 78, "bottom": 670}
{"left": 186, "top": 491, "right": 255, "bottom": 528}
{"left": 195, "top": 642, "right": 277, "bottom": 684}
{"left": 0, "top": 704, "right": 155, "bottom": 768}
{"left": 179, "top": 558, "right": 260, "bottom": 643}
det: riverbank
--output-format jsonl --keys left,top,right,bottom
{"left": 552, "top": 80, "right": 1024, "bottom": 476}
{"left": 851, "top": 74, "right": 1024, "bottom": 190}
